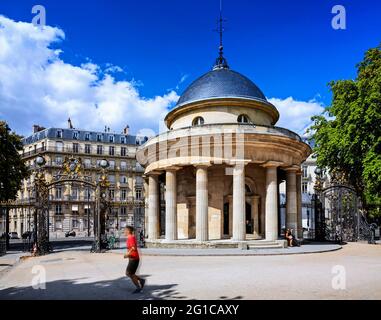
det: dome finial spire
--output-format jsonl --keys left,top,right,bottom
{"left": 213, "top": 0, "right": 229, "bottom": 70}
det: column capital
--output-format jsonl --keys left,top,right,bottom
{"left": 193, "top": 163, "right": 211, "bottom": 169}
{"left": 147, "top": 170, "right": 162, "bottom": 176}
{"left": 283, "top": 165, "right": 300, "bottom": 172}
{"left": 226, "top": 159, "right": 251, "bottom": 167}
{"left": 164, "top": 166, "right": 181, "bottom": 172}
{"left": 262, "top": 161, "right": 283, "bottom": 168}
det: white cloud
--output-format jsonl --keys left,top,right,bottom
{"left": 0, "top": 15, "right": 179, "bottom": 136}
{"left": 268, "top": 97, "right": 325, "bottom": 135}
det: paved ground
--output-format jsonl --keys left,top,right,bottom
{"left": 111, "top": 243, "right": 342, "bottom": 256}
{"left": 0, "top": 242, "right": 380, "bottom": 300}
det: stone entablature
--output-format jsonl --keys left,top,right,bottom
{"left": 137, "top": 123, "right": 310, "bottom": 175}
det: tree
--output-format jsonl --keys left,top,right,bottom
{"left": 0, "top": 121, "right": 29, "bottom": 202}
{"left": 0, "top": 121, "right": 29, "bottom": 249}
{"left": 310, "top": 44, "right": 381, "bottom": 217}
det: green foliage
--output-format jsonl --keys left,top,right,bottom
{"left": 310, "top": 44, "right": 381, "bottom": 217}
{"left": 0, "top": 121, "right": 29, "bottom": 202}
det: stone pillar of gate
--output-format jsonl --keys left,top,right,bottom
{"left": 143, "top": 176, "right": 149, "bottom": 239}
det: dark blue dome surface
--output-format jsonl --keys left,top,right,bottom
{"left": 176, "top": 68, "right": 266, "bottom": 106}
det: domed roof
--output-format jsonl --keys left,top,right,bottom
{"left": 176, "top": 67, "right": 266, "bottom": 106}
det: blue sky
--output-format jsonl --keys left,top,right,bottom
{"left": 0, "top": 0, "right": 380, "bottom": 136}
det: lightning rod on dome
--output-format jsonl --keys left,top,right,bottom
{"left": 213, "top": 0, "right": 229, "bottom": 70}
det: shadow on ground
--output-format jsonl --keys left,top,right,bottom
{"left": 0, "top": 276, "right": 185, "bottom": 300}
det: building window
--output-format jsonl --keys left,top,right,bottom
{"left": 135, "top": 189, "right": 142, "bottom": 200}
{"left": 55, "top": 187, "right": 62, "bottom": 200}
{"left": 302, "top": 166, "right": 308, "bottom": 178}
{"left": 108, "top": 175, "right": 115, "bottom": 184}
{"left": 73, "top": 131, "right": 79, "bottom": 140}
{"left": 121, "top": 189, "right": 127, "bottom": 200}
{"left": 85, "top": 144, "right": 91, "bottom": 154}
{"left": 238, "top": 114, "right": 250, "bottom": 124}
{"left": 121, "top": 136, "right": 125, "bottom": 144}
{"left": 121, "top": 207, "right": 127, "bottom": 215}
{"left": 121, "top": 147, "right": 127, "bottom": 156}
{"left": 120, "top": 176, "right": 127, "bottom": 184}
{"left": 302, "top": 182, "right": 308, "bottom": 194}
{"left": 41, "top": 141, "right": 45, "bottom": 151}
{"left": 97, "top": 145, "right": 103, "bottom": 155}
{"left": 85, "top": 188, "right": 92, "bottom": 200}
{"left": 109, "top": 160, "right": 115, "bottom": 170}
{"left": 85, "top": 133, "right": 90, "bottom": 141}
{"left": 109, "top": 135, "right": 114, "bottom": 143}
{"left": 192, "top": 116, "right": 204, "bottom": 126}
{"left": 120, "top": 161, "right": 127, "bottom": 170}
{"left": 56, "top": 141, "right": 63, "bottom": 152}
{"left": 73, "top": 143, "right": 79, "bottom": 153}
{"left": 55, "top": 204, "right": 62, "bottom": 215}
{"left": 97, "top": 134, "right": 102, "bottom": 142}
{"left": 109, "top": 146, "right": 115, "bottom": 156}
{"left": 72, "top": 219, "right": 79, "bottom": 229}
{"left": 71, "top": 188, "right": 78, "bottom": 200}
{"left": 56, "top": 130, "right": 62, "bottom": 138}
{"left": 55, "top": 156, "right": 62, "bottom": 165}
{"left": 109, "top": 189, "right": 115, "bottom": 200}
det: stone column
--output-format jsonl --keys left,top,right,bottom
{"left": 233, "top": 164, "right": 246, "bottom": 241}
{"left": 286, "top": 168, "right": 298, "bottom": 234}
{"left": 264, "top": 163, "right": 279, "bottom": 241}
{"left": 296, "top": 170, "right": 303, "bottom": 238}
{"left": 148, "top": 174, "right": 159, "bottom": 240}
{"left": 195, "top": 166, "right": 208, "bottom": 241}
{"left": 228, "top": 195, "right": 233, "bottom": 236}
{"left": 165, "top": 170, "right": 177, "bottom": 241}
{"left": 252, "top": 195, "right": 260, "bottom": 237}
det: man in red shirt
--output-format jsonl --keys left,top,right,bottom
{"left": 124, "top": 226, "right": 145, "bottom": 293}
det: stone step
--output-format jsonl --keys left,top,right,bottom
{"left": 245, "top": 240, "right": 287, "bottom": 250}
{"left": 248, "top": 244, "right": 284, "bottom": 250}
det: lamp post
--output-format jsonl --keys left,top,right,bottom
{"left": 313, "top": 167, "right": 326, "bottom": 242}
{"left": 33, "top": 155, "right": 51, "bottom": 255}
{"left": 93, "top": 159, "right": 110, "bottom": 253}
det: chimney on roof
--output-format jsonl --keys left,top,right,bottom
{"left": 104, "top": 126, "right": 107, "bottom": 133}
{"left": 32, "top": 124, "right": 45, "bottom": 133}
{"left": 123, "top": 125, "right": 130, "bottom": 135}
{"left": 68, "top": 118, "right": 74, "bottom": 129}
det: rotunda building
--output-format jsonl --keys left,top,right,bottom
{"left": 137, "top": 57, "right": 311, "bottom": 247}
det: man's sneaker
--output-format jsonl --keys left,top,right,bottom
{"left": 139, "top": 278, "right": 146, "bottom": 289}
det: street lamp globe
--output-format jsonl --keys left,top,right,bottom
{"left": 100, "top": 159, "right": 109, "bottom": 169}
{"left": 36, "top": 156, "right": 46, "bottom": 166}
